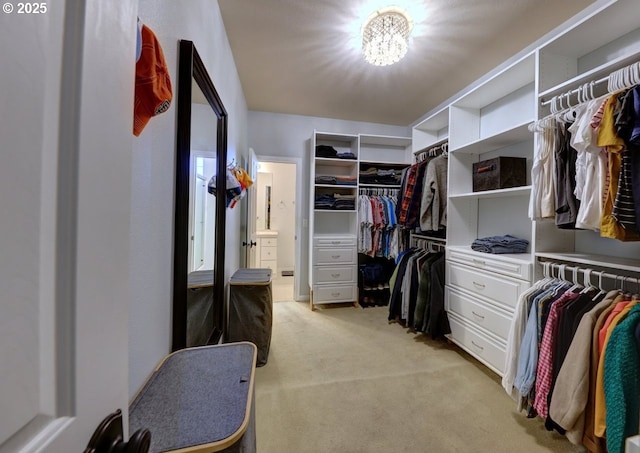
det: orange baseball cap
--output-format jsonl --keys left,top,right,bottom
{"left": 133, "top": 24, "right": 172, "bottom": 136}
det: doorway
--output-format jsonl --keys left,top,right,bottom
{"left": 246, "top": 156, "right": 301, "bottom": 302}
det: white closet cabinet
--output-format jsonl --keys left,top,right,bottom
{"left": 443, "top": 52, "right": 537, "bottom": 375}
{"left": 255, "top": 231, "right": 278, "bottom": 272}
{"left": 411, "top": 107, "right": 449, "bottom": 247}
{"left": 358, "top": 134, "right": 411, "bottom": 192}
{"left": 358, "top": 134, "right": 411, "bottom": 306}
{"left": 309, "top": 132, "right": 412, "bottom": 310}
{"left": 412, "top": 106, "right": 449, "bottom": 154}
{"left": 410, "top": 0, "right": 640, "bottom": 378}
{"left": 359, "top": 134, "right": 411, "bottom": 168}
{"left": 309, "top": 132, "right": 359, "bottom": 310}
{"left": 534, "top": 0, "right": 640, "bottom": 264}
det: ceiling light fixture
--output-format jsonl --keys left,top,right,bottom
{"left": 362, "top": 6, "right": 413, "bottom": 67}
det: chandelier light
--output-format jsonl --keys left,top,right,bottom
{"left": 362, "top": 6, "right": 413, "bottom": 66}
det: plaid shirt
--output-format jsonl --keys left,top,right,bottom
{"left": 398, "top": 159, "right": 429, "bottom": 227}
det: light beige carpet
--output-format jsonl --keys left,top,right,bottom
{"left": 254, "top": 300, "right": 586, "bottom": 453}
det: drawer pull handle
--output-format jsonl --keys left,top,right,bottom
{"left": 472, "top": 311, "right": 485, "bottom": 320}
{"left": 331, "top": 255, "right": 340, "bottom": 259}
{"left": 472, "top": 281, "right": 486, "bottom": 289}
{"left": 331, "top": 273, "right": 341, "bottom": 278}
{"left": 331, "top": 241, "right": 340, "bottom": 245}
{"left": 331, "top": 292, "right": 341, "bottom": 297}
{"left": 471, "top": 341, "right": 484, "bottom": 351}
{"left": 473, "top": 259, "right": 486, "bottom": 266}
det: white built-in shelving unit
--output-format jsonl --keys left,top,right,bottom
{"left": 309, "top": 131, "right": 411, "bottom": 310}
{"left": 410, "top": 0, "right": 640, "bottom": 377}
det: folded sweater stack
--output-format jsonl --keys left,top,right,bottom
{"left": 471, "top": 234, "right": 529, "bottom": 254}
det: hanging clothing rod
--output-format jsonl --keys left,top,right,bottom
{"left": 358, "top": 187, "right": 400, "bottom": 196}
{"left": 411, "top": 237, "right": 446, "bottom": 253}
{"left": 414, "top": 140, "right": 449, "bottom": 162}
{"left": 540, "top": 60, "right": 640, "bottom": 107}
{"left": 539, "top": 259, "right": 640, "bottom": 290}
{"left": 539, "top": 77, "right": 608, "bottom": 107}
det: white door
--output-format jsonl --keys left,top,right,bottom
{"left": 1, "top": 2, "right": 134, "bottom": 451}
{"left": 245, "top": 148, "right": 260, "bottom": 267}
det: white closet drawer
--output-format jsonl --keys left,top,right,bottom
{"left": 313, "top": 236, "right": 357, "bottom": 248}
{"left": 260, "top": 260, "right": 277, "bottom": 272}
{"left": 261, "top": 237, "right": 278, "bottom": 248}
{"left": 313, "top": 247, "right": 356, "bottom": 265}
{"left": 446, "top": 247, "right": 531, "bottom": 281}
{"left": 261, "top": 246, "right": 277, "bottom": 260}
{"left": 313, "top": 284, "right": 356, "bottom": 303}
{"left": 448, "top": 313, "right": 505, "bottom": 376}
{"left": 445, "top": 286, "right": 512, "bottom": 342}
{"left": 314, "top": 266, "right": 356, "bottom": 284}
{"left": 446, "top": 262, "right": 528, "bottom": 310}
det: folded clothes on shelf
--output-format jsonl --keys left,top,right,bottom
{"left": 359, "top": 167, "right": 401, "bottom": 185}
{"left": 336, "top": 151, "right": 356, "bottom": 160}
{"left": 335, "top": 176, "right": 357, "bottom": 185}
{"left": 314, "top": 193, "right": 335, "bottom": 209}
{"left": 315, "top": 175, "right": 337, "bottom": 185}
{"left": 334, "top": 193, "right": 356, "bottom": 210}
{"left": 316, "top": 145, "right": 338, "bottom": 158}
{"left": 471, "top": 234, "right": 529, "bottom": 254}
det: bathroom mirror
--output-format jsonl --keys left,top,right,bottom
{"left": 173, "top": 40, "right": 228, "bottom": 351}
{"left": 256, "top": 171, "right": 273, "bottom": 231}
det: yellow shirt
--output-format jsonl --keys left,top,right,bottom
{"left": 597, "top": 94, "right": 640, "bottom": 241}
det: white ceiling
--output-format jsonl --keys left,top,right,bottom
{"left": 218, "top": 0, "right": 595, "bottom": 126}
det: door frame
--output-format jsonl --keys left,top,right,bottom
{"left": 249, "top": 155, "right": 306, "bottom": 301}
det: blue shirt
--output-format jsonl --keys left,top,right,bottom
{"left": 514, "top": 281, "right": 570, "bottom": 397}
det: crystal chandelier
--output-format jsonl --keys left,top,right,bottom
{"left": 362, "top": 7, "right": 413, "bottom": 66}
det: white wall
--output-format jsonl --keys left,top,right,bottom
{"left": 248, "top": 111, "right": 410, "bottom": 296}
{"left": 130, "top": 0, "right": 248, "bottom": 398}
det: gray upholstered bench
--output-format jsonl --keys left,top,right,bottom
{"left": 129, "top": 342, "right": 257, "bottom": 452}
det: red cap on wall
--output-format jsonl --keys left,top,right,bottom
{"left": 133, "top": 24, "right": 172, "bottom": 136}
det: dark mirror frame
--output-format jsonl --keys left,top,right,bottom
{"left": 173, "top": 40, "right": 228, "bottom": 351}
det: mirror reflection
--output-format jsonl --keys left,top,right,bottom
{"left": 185, "top": 77, "right": 219, "bottom": 348}
{"left": 188, "top": 80, "right": 218, "bottom": 274}
{"left": 256, "top": 171, "right": 273, "bottom": 231}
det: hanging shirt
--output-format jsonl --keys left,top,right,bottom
{"left": 502, "top": 278, "right": 555, "bottom": 400}
{"left": 598, "top": 94, "right": 640, "bottom": 241}
{"left": 554, "top": 122, "right": 580, "bottom": 228}
{"left": 548, "top": 291, "right": 619, "bottom": 438}
{"left": 534, "top": 289, "right": 581, "bottom": 419}
{"left": 571, "top": 97, "right": 608, "bottom": 230}
{"left": 398, "top": 160, "right": 430, "bottom": 228}
{"left": 419, "top": 154, "right": 448, "bottom": 232}
{"left": 603, "top": 304, "right": 640, "bottom": 453}
{"left": 514, "top": 281, "right": 571, "bottom": 398}
{"left": 529, "top": 117, "right": 557, "bottom": 220}
{"left": 594, "top": 301, "right": 639, "bottom": 439}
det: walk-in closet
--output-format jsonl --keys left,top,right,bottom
{"left": 9, "top": 0, "right": 640, "bottom": 452}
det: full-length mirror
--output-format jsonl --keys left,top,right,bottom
{"left": 173, "top": 40, "right": 228, "bottom": 351}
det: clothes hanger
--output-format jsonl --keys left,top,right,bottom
{"left": 598, "top": 271, "right": 605, "bottom": 294}
{"left": 632, "top": 62, "right": 640, "bottom": 86}
{"left": 536, "top": 261, "right": 553, "bottom": 287}
{"left": 607, "top": 69, "right": 618, "bottom": 93}
{"left": 562, "top": 93, "right": 578, "bottom": 122}
{"left": 580, "top": 268, "right": 599, "bottom": 295}
{"left": 568, "top": 265, "right": 583, "bottom": 292}
{"left": 625, "top": 276, "right": 640, "bottom": 300}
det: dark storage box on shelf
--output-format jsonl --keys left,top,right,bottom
{"left": 472, "top": 156, "right": 526, "bottom": 192}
